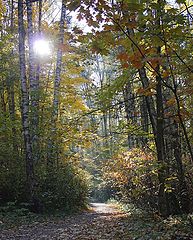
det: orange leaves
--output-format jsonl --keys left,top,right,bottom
{"left": 116, "top": 50, "right": 144, "bottom": 69}
{"left": 103, "top": 148, "right": 155, "bottom": 189}
{"left": 180, "top": 108, "right": 192, "bottom": 118}
{"left": 129, "top": 56, "right": 143, "bottom": 69}
{"left": 126, "top": 21, "right": 137, "bottom": 29}
{"left": 137, "top": 87, "right": 154, "bottom": 96}
{"left": 87, "top": 19, "right": 99, "bottom": 28}
{"left": 117, "top": 52, "right": 129, "bottom": 62}
{"left": 103, "top": 24, "right": 115, "bottom": 31}
{"left": 137, "top": 82, "right": 156, "bottom": 96}
{"left": 122, "top": 62, "right": 129, "bottom": 68}
{"left": 127, "top": 50, "right": 144, "bottom": 69}
{"left": 147, "top": 57, "right": 162, "bottom": 69}
{"left": 117, "top": 52, "right": 130, "bottom": 69}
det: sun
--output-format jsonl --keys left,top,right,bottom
{"left": 33, "top": 39, "right": 51, "bottom": 56}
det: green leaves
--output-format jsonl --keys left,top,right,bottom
{"left": 176, "top": 0, "right": 186, "bottom": 4}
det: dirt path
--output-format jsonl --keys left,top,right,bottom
{"left": 0, "top": 203, "right": 131, "bottom": 240}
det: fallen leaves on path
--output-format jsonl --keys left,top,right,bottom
{"left": 0, "top": 203, "right": 132, "bottom": 240}
{"left": 1, "top": 203, "right": 193, "bottom": 240}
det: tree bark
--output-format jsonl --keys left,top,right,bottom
{"left": 26, "top": 0, "right": 39, "bottom": 163}
{"left": 123, "top": 80, "right": 135, "bottom": 148}
{"left": 47, "top": 0, "right": 66, "bottom": 166}
{"left": 52, "top": 0, "right": 66, "bottom": 119}
{"left": 18, "top": 0, "right": 34, "bottom": 202}
{"left": 140, "top": 96, "right": 148, "bottom": 146}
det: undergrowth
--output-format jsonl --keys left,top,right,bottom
{"left": 0, "top": 201, "right": 85, "bottom": 231}
{"left": 107, "top": 199, "right": 193, "bottom": 240}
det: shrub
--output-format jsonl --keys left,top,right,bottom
{"left": 37, "top": 163, "right": 89, "bottom": 211}
{"left": 102, "top": 148, "right": 158, "bottom": 209}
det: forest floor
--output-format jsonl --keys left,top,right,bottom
{"left": 0, "top": 203, "right": 193, "bottom": 240}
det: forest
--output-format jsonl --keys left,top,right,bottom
{"left": 0, "top": 0, "right": 193, "bottom": 239}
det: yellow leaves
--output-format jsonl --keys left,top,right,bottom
{"left": 162, "top": 70, "right": 170, "bottom": 79}
{"left": 0, "top": 0, "right": 5, "bottom": 20}
{"left": 103, "top": 148, "right": 155, "bottom": 188}
{"left": 137, "top": 83, "right": 156, "bottom": 96}
{"left": 166, "top": 97, "right": 176, "bottom": 107}
{"left": 72, "top": 98, "right": 88, "bottom": 111}
{"left": 100, "top": 31, "right": 114, "bottom": 46}
{"left": 62, "top": 76, "right": 89, "bottom": 86}
{"left": 61, "top": 89, "right": 88, "bottom": 112}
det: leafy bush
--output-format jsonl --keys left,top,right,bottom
{"left": 102, "top": 148, "right": 158, "bottom": 209}
{"left": 0, "top": 157, "right": 90, "bottom": 212}
{"left": 37, "top": 163, "right": 89, "bottom": 211}
{"left": 0, "top": 160, "right": 27, "bottom": 204}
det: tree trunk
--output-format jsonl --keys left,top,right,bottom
{"left": 18, "top": 0, "right": 34, "bottom": 203}
{"left": 52, "top": 0, "right": 66, "bottom": 120}
{"left": 138, "top": 68, "right": 157, "bottom": 136}
{"left": 155, "top": 66, "right": 168, "bottom": 216}
{"left": 123, "top": 80, "right": 135, "bottom": 148}
{"left": 26, "top": 0, "right": 39, "bottom": 163}
{"left": 47, "top": 0, "right": 66, "bottom": 166}
{"left": 140, "top": 96, "right": 148, "bottom": 146}
{"left": 173, "top": 122, "right": 190, "bottom": 213}
{"left": 7, "top": 0, "right": 18, "bottom": 153}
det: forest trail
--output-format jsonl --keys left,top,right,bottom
{"left": 0, "top": 203, "right": 131, "bottom": 240}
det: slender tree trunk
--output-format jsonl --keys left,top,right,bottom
{"left": 52, "top": 0, "right": 66, "bottom": 119}
{"left": 47, "top": 0, "right": 66, "bottom": 166}
{"left": 140, "top": 96, "right": 149, "bottom": 146}
{"left": 155, "top": 64, "right": 168, "bottom": 216}
{"left": 123, "top": 80, "right": 135, "bottom": 148}
{"left": 7, "top": 0, "right": 18, "bottom": 153}
{"left": 0, "top": 89, "right": 6, "bottom": 113}
{"left": 138, "top": 68, "right": 157, "bottom": 136}
{"left": 18, "top": 0, "right": 34, "bottom": 203}
{"left": 172, "top": 122, "right": 190, "bottom": 213}
{"left": 26, "top": 0, "right": 39, "bottom": 163}
{"left": 6, "top": 78, "right": 18, "bottom": 153}
{"left": 35, "top": 0, "right": 42, "bottom": 89}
